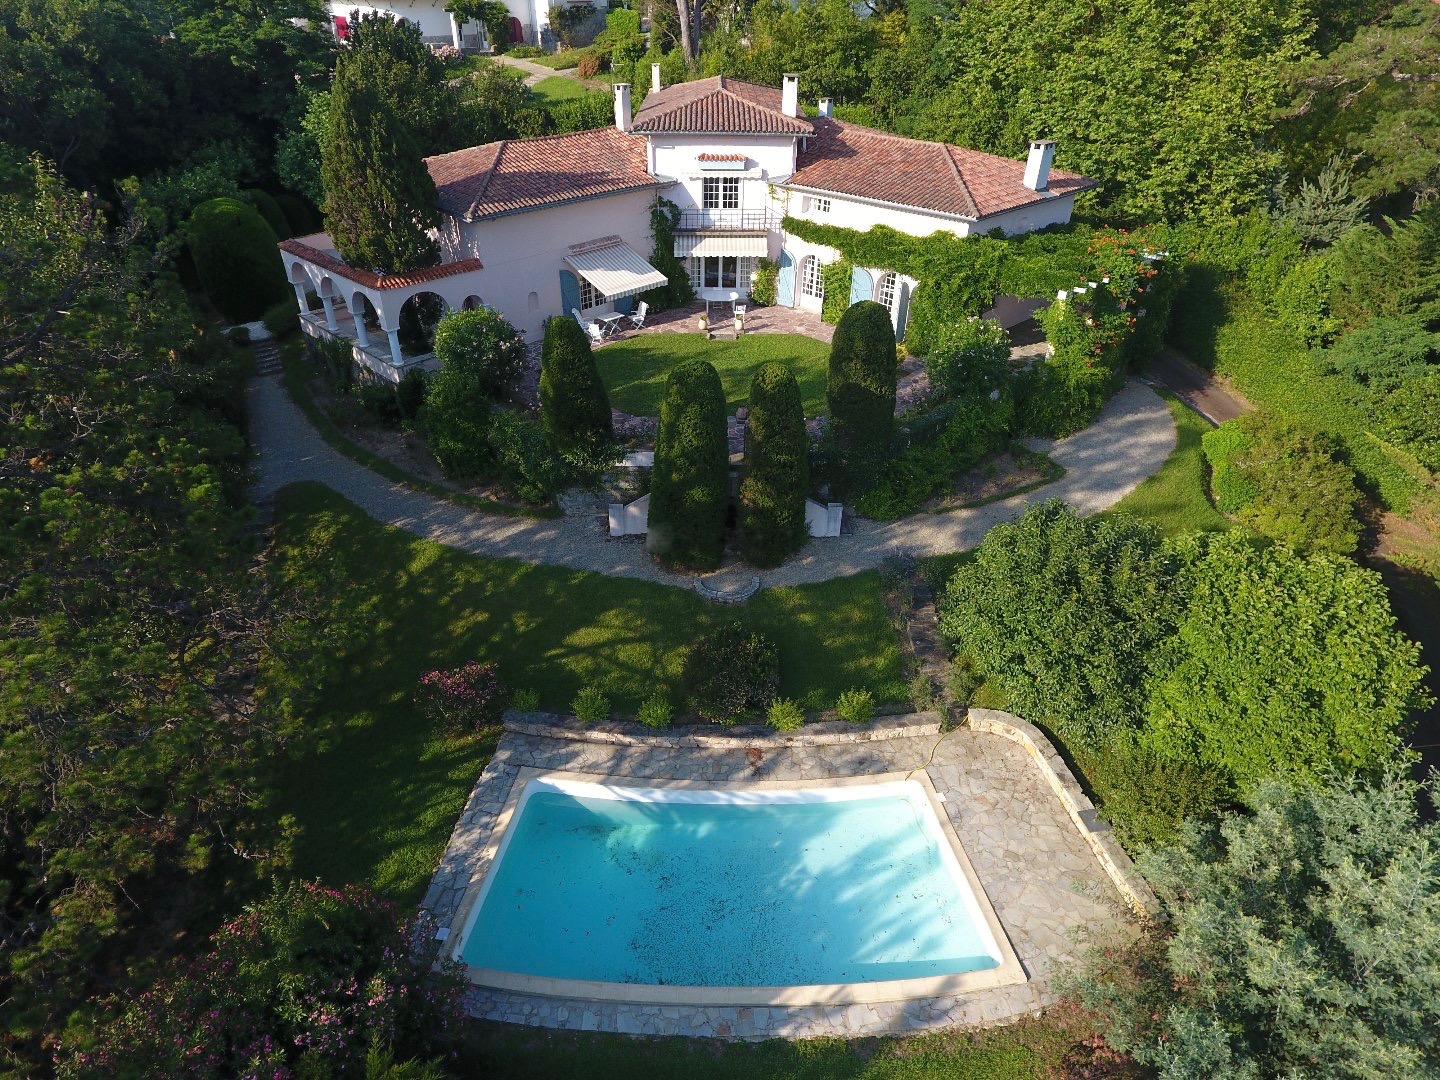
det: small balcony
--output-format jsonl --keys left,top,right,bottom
{"left": 676, "top": 209, "right": 776, "bottom": 232}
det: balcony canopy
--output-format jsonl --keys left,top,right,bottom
{"left": 674, "top": 234, "right": 769, "bottom": 258}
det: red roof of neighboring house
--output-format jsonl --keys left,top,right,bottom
{"left": 788, "top": 117, "right": 1098, "bottom": 221}
{"left": 277, "top": 236, "right": 482, "bottom": 290}
{"left": 424, "top": 127, "right": 657, "bottom": 221}
{"left": 632, "top": 77, "right": 813, "bottom": 136}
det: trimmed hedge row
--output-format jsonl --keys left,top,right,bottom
{"left": 539, "top": 315, "right": 613, "bottom": 448}
{"left": 827, "top": 300, "right": 897, "bottom": 490}
{"left": 739, "top": 363, "right": 809, "bottom": 567}
{"left": 648, "top": 360, "right": 729, "bottom": 570}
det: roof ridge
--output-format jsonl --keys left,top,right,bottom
{"left": 466, "top": 141, "right": 505, "bottom": 218}
{"left": 941, "top": 144, "right": 979, "bottom": 218}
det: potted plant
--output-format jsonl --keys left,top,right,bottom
{"left": 697, "top": 312, "right": 709, "bottom": 337}
{"left": 734, "top": 311, "right": 745, "bottom": 336}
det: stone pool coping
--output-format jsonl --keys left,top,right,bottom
{"left": 422, "top": 710, "right": 1146, "bottom": 1039}
{"left": 444, "top": 767, "right": 1027, "bottom": 1006}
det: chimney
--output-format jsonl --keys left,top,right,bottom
{"left": 651, "top": 63, "right": 662, "bottom": 94}
{"left": 818, "top": 97, "right": 833, "bottom": 118}
{"left": 1023, "top": 139, "right": 1056, "bottom": 192}
{"left": 781, "top": 74, "right": 799, "bottom": 118}
{"left": 614, "top": 83, "right": 632, "bottom": 133}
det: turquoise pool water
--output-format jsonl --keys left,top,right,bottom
{"left": 456, "top": 781, "right": 1001, "bottom": 987}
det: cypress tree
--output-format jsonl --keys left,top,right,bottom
{"left": 739, "top": 362, "right": 809, "bottom": 567}
{"left": 648, "top": 360, "right": 729, "bottom": 570}
{"left": 321, "top": 65, "right": 439, "bottom": 274}
{"left": 186, "top": 197, "right": 290, "bottom": 322}
{"left": 539, "top": 316, "right": 614, "bottom": 447}
{"left": 827, "top": 299, "right": 897, "bottom": 488}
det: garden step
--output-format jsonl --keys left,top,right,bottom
{"left": 251, "top": 340, "right": 282, "bottom": 377}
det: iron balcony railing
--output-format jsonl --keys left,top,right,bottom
{"left": 676, "top": 209, "right": 776, "bottom": 232}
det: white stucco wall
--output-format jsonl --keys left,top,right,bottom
{"left": 436, "top": 188, "right": 658, "bottom": 340}
{"left": 326, "top": 0, "right": 545, "bottom": 45}
{"left": 968, "top": 195, "right": 1078, "bottom": 237}
{"left": 649, "top": 135, "right": 797, "bottom": 189}
{"left": 785, "top": 186, "right": 1077, "bottom": 239}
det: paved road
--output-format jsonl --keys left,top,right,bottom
{"left": 248, "top": 376, "right": 1176, "bottom": 591}
{"left": 1148, "top": 346, "right": 1252, "bottom": 425}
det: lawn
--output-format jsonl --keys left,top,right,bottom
{"left": 598, "top": 332, "right": 831, "bottom": 416}
{"left": 269, "top": 482, "right": 905, "bottom": 896}
{"left": 530, "top": 75, "right": 591, "bottom": 103}
{"left": 527, "top": 49, "right": 582, "bottom": 69}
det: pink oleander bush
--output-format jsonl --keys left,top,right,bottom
{"left": 416, "top": 660, "right": 506, "bottom": 732}
{"left": 57, "top": 881, "right": 465, "bottom": 1078}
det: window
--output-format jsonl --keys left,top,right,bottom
{"left": 578, "top": 276, "right": 602, "bottom": 310}
{"left": 800, "top": 255, "right": 823, "bottom": 299}
{"left": 688, "top": 257, "right": 703, "bottom": 291}
{"left": 695, "top": 256, "right": 739, "bottom": 290}
{"left": 876, "top": 272, "right": 897, "bottom": 315}
{"left": 738, "top": 256, "right": 756, "bottom": 287}
{"left": 807, "top": 196, "right": 830, "bottom": 214}
{"left": 702, "top": 177, "right": 740, "bottom": 210}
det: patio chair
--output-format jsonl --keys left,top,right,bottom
{"left": 571, "top": 307, "right": 587, "bottom": 330}
{"left": 628, "top": 301, "right": 649, "bottom": 329}
{"left": 583, "top": 320, "right": 606, "bottom": 345}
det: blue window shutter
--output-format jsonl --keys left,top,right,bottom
{"left": 849, "top": 267, "right": 873, "bottom": 305}
{"left": 614, "top": 292, "right": 636, "bottom": 314}
{"left": 894, "top": 280, "right": 912, "bottom": 343}
{"left": 775, "top": 249, "right": 797, "bottom": 307}
{"left": 559, "top": 269, "right": 580, "bottom": 315}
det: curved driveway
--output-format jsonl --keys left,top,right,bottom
{"left": 248, "top": 377, "right": 1176, "bottom": 590}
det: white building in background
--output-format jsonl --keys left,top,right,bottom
{"left": 279, "top": 73, "right": 1096, "bottom": 381}
{"left": 323, "top": 0, "right": 545, "bottom": 50}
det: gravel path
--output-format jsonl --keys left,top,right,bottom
{"left": 248, "top": 376, "right": 1176, "bottom": 591}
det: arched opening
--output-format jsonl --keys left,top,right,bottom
{"left": 876, "top": 272, "right": 898, "bottom": 320}
{"left": 799, "top": 255, "right": 823, "bottom": 300}
{"left": 398, "top": 291, "right": 447, "bottom": 356}
{"left": 351, "top": 290, "right": 379, "bottom": 333}
{"left": 527, "top": 291, "right": 540, "bottom": 313}
{"left": 461, "top": 294, "right": 485, "bottom": 311}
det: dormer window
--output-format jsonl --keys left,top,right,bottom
{"left": 702, "top": 177, "right": 740, "bottom": 210}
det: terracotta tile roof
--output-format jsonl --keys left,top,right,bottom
{"left": 278, "top": 236, "right": 482, "bottom": 290}
{"left": 632, "top": 77, "right": 813, "bottom": 136}
{"left": 788, "top": 117, "right": 1098, "bottom": 221}
{"left": 424, "top": 127, "right": 657, "bottom": 221}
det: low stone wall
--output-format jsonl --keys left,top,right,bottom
{"left": 503, "top": 710, "right": 943, "bottom": 748}
{"left": 965, "top": 709, "right": 1158, "bottom": 916}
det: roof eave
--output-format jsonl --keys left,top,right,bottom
{"left": 463, "top": 180, "right": 662, "bottom": 223}
{"left": 781, "top": 182, "right": 978, "bottom": 224}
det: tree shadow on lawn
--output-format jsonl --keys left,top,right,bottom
{"left": 269, "top": 483, "right": 904, "bottom": 895}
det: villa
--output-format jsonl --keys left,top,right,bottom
{"left": 278, "top": 73, "right": 1096, "bottom": 380}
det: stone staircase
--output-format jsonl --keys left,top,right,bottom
{"left": 251, "top": 337, "right": 282, "bottom": 377}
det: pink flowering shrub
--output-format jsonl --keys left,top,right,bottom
{"left": 416, "top": 661, "right": 505, "bottom": 732}
{"left": 57, "top": 881, "right": 465, "bottom": 1078}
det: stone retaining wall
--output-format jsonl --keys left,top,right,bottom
{"left": 504, "top": 710, "right": 943, "bottom": 748}
{"left": 966, "top": 708, "right": 1158, "bottom": 916}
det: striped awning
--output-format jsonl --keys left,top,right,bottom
{"left": 563, "top": 239, "right": 668, "bottom": 299}
{"left": 674, "top": 234, "right": 769, "bottom": 258}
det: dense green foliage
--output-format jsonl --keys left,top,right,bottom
{"left": 648, "top": 360, "right": 730, "bottom": 570}
{"left": 539, "top": 315, "right": 614, "bottom": 448}
{"left": 320, "top": 16, "right": 442, "bottom": 273}
{"left": 827, "top": 300, "right": 897, "bottom": 487}
{"left": 1146, "top": 533, "right": 1427, "bottom": 792}
{"left": 685, "top": 623, "right": 781, "bottom": 723}
{"left": 644, "top": 197, "right": 696, "bottom": 311}
{"left": 0, "top": 160, "right": 319, "bottom": 1065}
{"left": 59, "top": 882, "right": 461, "bottom": 1077}
{"left": 186, "top": 196, "right": 290, "bottom": 322}
{"left": 240, "top": 187, "right": 290, "bottom": 238}
{"left": 939, "top": 502, "right": 1184, "bottom": 750}
{"left": 1202, "top": 413, "right": 1362, "bottom": 554}
{"left": 1075, "top": 769, "right": 1440, "bottom": 1077}
{"left": 923, "top": 318, "right": 1010, "bottom": 398}
{"left": 433, "top": 307, "right": 526, "bottom": 400}
{"left": 739, "top": 363, "right": 809, "bottom": 567}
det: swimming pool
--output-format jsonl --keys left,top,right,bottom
{"left": 450, "top": 774, "right": 1024, "bottom": 1004}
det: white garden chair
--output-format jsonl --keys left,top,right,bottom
{"left": 628, "top": 300, "right": 649, "bottom": 329}
{"left": 583, "top": 320, "right": 606, "bottom": 345}
{"left": 571, "top": 307, "right": 587, "bottom": 329}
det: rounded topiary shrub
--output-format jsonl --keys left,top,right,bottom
{"left": 647, "top": 359, "right": 729, "bottom": 570}
{"left": 739, "top": 361, "right": 809, "bottom": 567}
{"left": 186, "top": 196, "right": 290, "bottom": 323}
{"left": 685, "top": 622, "right": 780, "bottom": 723}
{"left": 425, "top": 309, "right": 525, "bottom": 478}
{"left": 433, "top": 307, "right": 527, "bottom": 400}
{"left": 240, "top": 188, "right": 291, "bottom": 240}
{"left": 827, "top": 299, "right": 897, "bottom": 489}
{"left": 539, "top": 315, "right": 614, "bottom": 448}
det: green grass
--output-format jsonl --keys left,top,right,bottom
{"left": 270, "top": 482, "right": 905, "bottom": 895}
{"left": 527, "top": 49, "right": 582, "bottom": 69}
{"left": 598, "top": 333, "right": 831, "bottom": 416}
{"left": 277, "top": 340, "right": 558, "bottom": 519}
{"left": 530, "top": 75, "right": 591, "bottom": 103}
{"left": 463, "top": 1009, "right": 1093, "bottom": 1077}
{"left": 1104, "top": 389, "right": 1232, "bottom": 537}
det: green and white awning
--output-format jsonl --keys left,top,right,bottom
{"left": 563, "top": 237, "right": 669, "bottom": 299}
{"left": 673, "top": 234, "right": 769, "bottom": 258}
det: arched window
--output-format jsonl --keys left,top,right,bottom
{"left": 876, "top": 272, "right": 898, "bottom": 317}
{"left": 527, "top": 291, "right": 539, "bottom": 312}
{"left": 800, "top": 255, "right": 823, "bottom": 299}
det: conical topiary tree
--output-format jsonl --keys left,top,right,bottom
{"left": 186, "top": 197, "right": 290, "bottom": 322}
{"left": 827, "top": 299, "right": 897, "bottom": 490}
{"left": 739, "top": 362, "right": 809, "bottom": 567}
{"left": 648, "top": 360, "right": 729, "bottom": 570}
{"left": 539, "top": 315, "right": 613, "bottom": 447}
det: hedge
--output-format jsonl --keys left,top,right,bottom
{"left": 539, "top": 315, "right": 613, "bottom": 448}
{"left": 739, "top": 363, "right": 809, "bottom": 567}
{"left": 240, "top": 189, "right": 290, "bottom": 240}
{"left": 274, "top": 192, "right": 319, "bottom": 237}
{"left": 827, "top": 300, "right": 897, "bottom": 489}
{"left": 648, "top": 360, "right": 729, "bottom": 570}
{"left": 187, "top": 197, "right": 290, "bottom": 323}
{"left": 433, "top": 307, "right": 526, "bottom": 400}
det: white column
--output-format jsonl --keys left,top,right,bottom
{"left": 320, "top": 295, "right": 338, "bottom": 331}
{"left": 386, "top": 328, "right": 404, "bottom": 367}
{"left": 292, "top": 283, "right": 308, "bottom": 312}
{"left": 352, "top": 307, "right": 370, "bottom": 349}
{"left": 449, "top": 12, "right": 462, "bottom": 49}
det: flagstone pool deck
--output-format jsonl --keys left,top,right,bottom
{"left": 423, "top": 710, "right": 1151, "bottom": 1040}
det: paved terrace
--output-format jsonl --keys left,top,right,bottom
{"left": 424, "top": 713, "right": 1140, "bottom": 1039}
